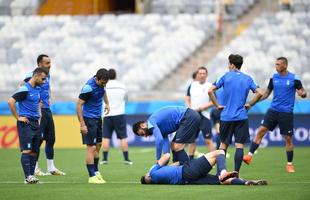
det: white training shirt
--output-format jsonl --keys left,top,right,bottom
{"left": 188, "top": 80, "right": 213, "bottom": 118}
{"left": 104, "top": 80, "right": 127, "bottom": 117}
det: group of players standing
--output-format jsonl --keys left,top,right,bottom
{"left": 8, "top": 53, "right": 307, "bottom": 185}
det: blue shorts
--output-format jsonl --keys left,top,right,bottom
{"left": 182, "top": 156, "right": 213, "bottom": 183}
{"left": 17, "top": 119, "right": 41, "bottom": 153}
{"left": 185, "top": 174, "right": 220, "bottom": 185}
{"left": 173, "top": 109, "right": 200, "bottom": 143}
{"left": 196, "top": 114, "right": 212, "bottom": 139}
{"left": 103, "top": 115, "right": 127, "bottom": 139}
{"left": 210, "top": 108, "right": 221, "bottom": 125}
{"left": 220, "top": 119, "right": 249, "bottom": 145}
{"left": 39, "top": 108, "right": 55, "bottom": 141}
{"left": 262, "top": 109, "right": 294, "bottom": 136}
{"left": 82, "top": 117, "right": 103, "bottom": 145}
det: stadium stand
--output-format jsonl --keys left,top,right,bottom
{"left": 0, "top": 14, "right": 217, "bottom": 100}
{"left": 188, "top": 11, "right": 310, "bottom": 95}
{"left": 0, "top": 0, "right": 39, "bottom": 15}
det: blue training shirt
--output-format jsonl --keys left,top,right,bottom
{"left": 214, "top": 70, "right": 258, "bottom": 121}
{"left": 79, "top": 77, "right": 106, "bottom": 118}
{"left": 148, "top": 106, "right": 187, "bottom": 160}
{"left": 149, "top": 163, "right": 183, "bottom": 184}
{"left": 12, "top": 82, "right": 41, "bottom": 120}
{"left": 269, "top": 72, "right": 303, "bottom": 113}
{"left": 25, "top": 71, "right": 51, "bottom": 109}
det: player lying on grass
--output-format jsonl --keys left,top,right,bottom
{"left": 140, "top": 150, "right": 267, "bottom": 185}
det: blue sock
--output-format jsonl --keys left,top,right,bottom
{"left": 231, "top": 178, "right": 246, "bottom": 185}
{"left": 29, "top": 154, "right": 36, "bottom": 175}
{"left": 249, "top": 142, "right": 259, "bottom": 154}
{"left": 103, "top": 151, "right": 108, "bottom": 161}
{"left": 123, "top": 151, "right": 129, "bottom": 161}
{"left": 216, "top": 135, "right": 221, "bottom": 149}
{"left": 94, "top": 158, "right": 99, "bottom": 172}
{"left": 21, "top": 153, "right": 31, "bottom": 178}
{"left": 86, "top": 164, "right": 95, "bottom": 177}
{"left": 175, "top": 149, "right": 189, "bottom": 164}
{"left": 286, "top": 151, "right": 294, "bottom": 162}
{"left": 45, "top": 139, "right": 55, "bottom": 159}
{"left": 189, "top": 155, "right": 194, "bottom": 160}
{"left": 216, "top": 154, "right": 226, "bottom": 175}
{"left": 234, "top": 148, "right": 244, "bottom": 172}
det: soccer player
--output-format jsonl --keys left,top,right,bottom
{"left": 140, "top": 150, "right": 267, "bottom": 186}
{"left": 24, "top": 54, "right": 65, "bottom": 176}
{"left": 101, "top": 69, "right": 132, "bottom": 165}
{"left": 77, "top": 68, "right": 110, "bottom": 184}
{"left": 185, "top": 67, "right": 215, "bottom": 159}
{"left": 210, "top": 88, "right": 224, "bottom": 150}
{"left": 208, "top": 54, "right": 263, "bottom": 174}
{"left": 132, "top": 106, "right": 200, "bottom": 163}
{"left": 243, "top": 57, "right": 307, "bottom": 173}
{"left": 8, "top": 68, "right": 48, "bottom": 184}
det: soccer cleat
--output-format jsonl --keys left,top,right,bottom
{"left": 48, "top": 169, "right": 66, "bottom": 176}
{"left": 245, "top": 180, "right": 268, "bottom": 186}
{"left": 88, "top": 176, "right": 106, "bottom": 184}
{"left": 123, "top": 160, "right": 133, "bottom": 165}
{"left": 243, "top": 155, "right": 252, "bottom": 165}
{"left": 286, "top": 164, "right": 295, "bottom": 173}
{"left": 95, "top": 171, "right": 106, "bottom": 183}
{"left": 219, "top": 171, "right": 239, "bottom": 182}
{"left": 24, "top": 175, "right": 40, "bottom": 184}
{"left": 100, "top": 160, "right": 108, "bottom": 165}
{"left": 35, "top": 168, "right": 47, "bottom": 176}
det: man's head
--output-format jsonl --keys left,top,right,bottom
{"left": 108, "top": 68, "right": 117, "bottom": 80}
{"left": 132, "top": 121, "right": 151, "bottom": 137}
{"left": 95, "top": 68, "right": 109, "bottom": 87}
{"left": 228, "top": 54, "right": 243, "bottom": 70}
{"left": 275, "top": 57, "right": 288, "bottom": 73}
{"left": 32, "top": 67, "right": 48, "bottom": 86}
{"left": 196, "top": 66, "right": 208, "bottom": 84}
{"left": 37, "top": 54, "right": 51, "bottom": 74}
{"left": 140, "top": 174, "right": 152, "bottom": 184}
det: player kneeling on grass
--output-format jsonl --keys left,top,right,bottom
{"left": 141, "top": 150, "right": 267, "bottom": 186}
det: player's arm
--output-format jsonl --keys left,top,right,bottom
{"left": 259, "top": 78, "right": 273, "bottom": 101}
{"left": 103, "top": 92, "right": 110, "bottom": 115}
{"left": 185, "top": 84, "right": 191, "bottom": 108}
{"left": 76, "top": 98, "right": 87, "bottom": 134}
{"left": 153, "top": 127, "right": 165, "bottom": 160}
{"left": 245, "top": 88, "right": 264, "bottom": 110}
{"left": 208, "top": 85, "right": 224, "bottom": 111}
{"left": 157, "top": 153, "right": 170, "bottom": 166}
{"left": 197, "top": 101, "right": 214, "bottom": 112}
{"left": 295, "top": 79, "right": 307, "bottom": 98}
{"left": 8, "top": 87, "right": 29, "bottom": 123}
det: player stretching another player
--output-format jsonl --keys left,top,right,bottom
{"left": 77, "top": 68, "right": 110, "bottom": 184}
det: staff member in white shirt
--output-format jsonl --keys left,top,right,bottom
{"left": 101, "top": 69, "right": 132, "bottom": 165}
{"left": 185, "top": 66, "right": 215, "bottom": 159}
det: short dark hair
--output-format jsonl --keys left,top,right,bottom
{"left": 132, "top": 121, "right": 144, "bottom": 135}
{"left": 197, "top": 66, "right": 208, "bottom": 73}
{"left": 33, "top": 67, "right": 48, "bottom": 76}
{"left": 37, "top": 54, "right": 49, "bottom": 66}
{"left": 108, "top": 69, "right": 117, "bottom": 80}
{"left": 228, "top": 54, "right": 243, "bottom": 69}
{"left": 192, "top": 71, "right": 197, "bottom": 79}
{"left": 95, "top": 68, "right": 109, "bottom": 80}
{"left": 140, "top": 176, "right": 147, "bottom": 184}
{"left": 277, "top": 57, "right": 288, "bottom": 66}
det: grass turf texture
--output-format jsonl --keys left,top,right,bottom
{"left": 0, "top": 147, "right": 310, "bottom": 200}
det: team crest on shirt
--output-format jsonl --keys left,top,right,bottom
{"left": 286, "top": 80, "right": 290, "bottom": 85}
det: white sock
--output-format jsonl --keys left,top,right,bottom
{"left": 220, "top": 169, "right": 227, "bottom": 176}
{"left": 35, "top": 162, "right": 39, "bottom": 171}
{"left": 287, "top": 162, "right": 293, "bottom": 165}
{"left": 248, "top": 152, "right": 253, "bottom": 156}
{"left": 47, "top": 159, "right": 56, "bottom": 172}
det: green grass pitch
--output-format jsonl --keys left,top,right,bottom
{"left": 0, "top": 147, "right": 310, "bottom": 200}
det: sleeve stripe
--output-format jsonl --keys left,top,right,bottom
{"left": 81, "top": 85, "right": 92, "bottom": 94}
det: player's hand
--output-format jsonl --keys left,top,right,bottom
{"left": 18, "top": 116, "right": 29, "bottom": 123}
{"left": 244, "top": 103, "right": 252, "bottom": 111}
{"left": 217, "top": 105, "right": 224, "bottom": 111}
{"left": 80, "top": 125, "right": 88, "bottom": 134}
{"left": 104, "top": 105, "right": 110, "bottom": 115}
